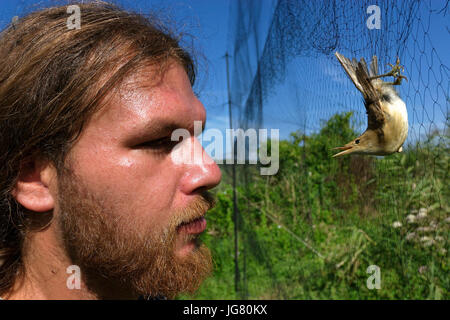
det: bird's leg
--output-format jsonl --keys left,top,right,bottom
{"left": 368, "top": 56, "right": 408, "bottom": 85}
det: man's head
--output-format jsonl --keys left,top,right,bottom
{"left": 0, "top": 1, "right": 221, "bottom": 299}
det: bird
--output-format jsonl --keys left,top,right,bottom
{"left": 332, "top": 52, "right": 409, "bottom": 157}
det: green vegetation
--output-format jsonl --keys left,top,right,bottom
{"left": 185, "top": 112, "right": 449, "bottom": 300}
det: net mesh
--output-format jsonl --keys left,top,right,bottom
{"left": 220, "top": 0, "right": 449, "bottom": 299}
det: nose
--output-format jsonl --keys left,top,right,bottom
{"left": 178, "top": 136, "right": 222, "bottom": 195}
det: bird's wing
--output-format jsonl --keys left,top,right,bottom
{"left": 369, "top": 55, "right": 378, "bottom": 77}
{"left": 335, "top": 52, "right": 385, "bottom": 129}
{"left": 355, "top": 62, "right": 385, "bottom": 129}
{"left": 335, "top": 52, "right": 364, "bottom": 94}
{"left": 359, "top": 57, "right": 369, "bottom": 76}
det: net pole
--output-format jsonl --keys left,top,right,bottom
{"left": 225, "top": 52, "right": 240, "bottom": 296}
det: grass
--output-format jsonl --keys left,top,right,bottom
{"left": 180, "top": 113, "right": 449, "bottom": 300}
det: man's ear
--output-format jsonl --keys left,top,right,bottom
{"left": 11, "top": 159, "right": 57, "bottom": 212}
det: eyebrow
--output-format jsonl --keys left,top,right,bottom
{"left": 141, "top": 118, "right": 206, "bottom": 137}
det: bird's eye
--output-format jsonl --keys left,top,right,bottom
{"left": 382, "top": 94, "right": 391, "bottom": 102}
{"left": 355, "top": 139, "right": 360, "bottom": 144}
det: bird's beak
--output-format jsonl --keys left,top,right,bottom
{"left": 332, "top": 145, "right": 354, "bottom": 157}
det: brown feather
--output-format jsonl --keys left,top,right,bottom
{"left": 335, "top": 52, "right": 364, "bottom": 94}
{"left": 369, "top": 55, "right": 378, "bottom": 77}
{"left": 355, "top": 62, "right": 385, "bottom": 132}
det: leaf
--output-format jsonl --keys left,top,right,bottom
{"left": 434, "top": 286, "right": 442, "bottom": 300}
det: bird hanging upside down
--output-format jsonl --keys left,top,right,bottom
{"left": 332, "top": 52, "right": 409, "bottom": 157}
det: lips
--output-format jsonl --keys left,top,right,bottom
{"left": 177, "top": 217, "right": 207, "bottom": 235}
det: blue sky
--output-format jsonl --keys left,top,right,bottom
{"left": 1, "top": 0, "right": 448, "bottom": 158}
{"left": 0, "top": 0, "right": 235, "bottom": 156}
{"left": 0, "top": 0, "right": 232, "bottom": 118}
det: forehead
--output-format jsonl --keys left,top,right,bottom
{"left": 91, "top": 62, "right": 204, "bottom": 135}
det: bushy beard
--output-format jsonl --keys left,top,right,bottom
{"left": 56, "top": 164, "right": 214, "bottom": 299}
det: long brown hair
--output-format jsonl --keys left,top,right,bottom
{"left": 0, "top": 1, "right": 195, "bottom": 295}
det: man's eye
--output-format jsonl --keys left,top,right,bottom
{"left": 135, "top": 137, "right": 179, "bottom": 152}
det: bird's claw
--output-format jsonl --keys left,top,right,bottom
{"left": 385, "top": 74, "right": 408, "bottom": 86}
{"left": 369, "top": 56, "right": 407, "bottom": 85}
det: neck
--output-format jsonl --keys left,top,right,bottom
{"left": 5, "top": 224, "right": 92, "bottom": 299}
{"left": 5, "top": 223, "right": 136, "bottom": 300}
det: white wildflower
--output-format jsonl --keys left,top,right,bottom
{"left": 420, "top": 236, "right": 434, "bottom": 246}
{"left": 417, "top": 208, "right": 427, "bottom": 219}
{"left": 392, "top": 221, "right": 402, "bottom": 228}
{"left": 435, "top": 236, "right": 444, "bottom": 242}
{"left": 418, "top": 266, "right": 427, "bottom": 274}
{"left": 444, "top": 217, "right": 450, "bottom": 224}
{"left": 423, "top": 239, "right": 435, "bottom": 247}
{"left": 406, "top": 232, "right": 416, "bottom": 241}
{"left": 417, "top": 226, "right": 432, "bottom": 233}
{"left": 406, "top": 214, "right": 416, "bottom": 224}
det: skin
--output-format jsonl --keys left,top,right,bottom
{"left": 7, "top": 62, "right": 222, "bottom": 299}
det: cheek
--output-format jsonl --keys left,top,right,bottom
{"left": 71, "top": 148, "right": 181, "bottom": 224}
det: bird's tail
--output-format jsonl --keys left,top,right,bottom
{"left": 334, "top": 52, "right": 379, "bottom": 94}
{"left": 335, "top": 52, "right": 385, "bottom": 129}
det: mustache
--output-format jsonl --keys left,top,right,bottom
{"left": 169, "top": 190, "right": 216, "bottom": 229}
